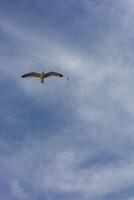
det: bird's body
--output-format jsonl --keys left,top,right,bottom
{"left": 41, "top": 71, "right": 45, "bottom": 83}
{"left": 21, "top": 71, "right": 63, "bottom": 83}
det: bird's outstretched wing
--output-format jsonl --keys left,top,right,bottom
{"left": 44, "top": 71, "right": 63, "bottom": 78}
{"left": 21, "top": 72, "right": 41, "bottom": 78}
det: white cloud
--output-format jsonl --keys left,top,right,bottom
{"left": 1, "top": 1, "right": 134, "bottom": 199}
{"left": 10, "top": 180, "right": 28, "bottom": 200}
{"left": 128, "top": 198, "right": 134, "bottom": 200}
{"left": 1, "top": 134, "right": 134, "bottom": 199}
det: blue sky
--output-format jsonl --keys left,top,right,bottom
{"left": 1, "top": 0, "right": 134, "bottom": 199}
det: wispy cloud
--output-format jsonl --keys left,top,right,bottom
{"left": 1, "top": 0, "right": 134, "bottom": 200}
{"left": 1, "top": 133, "right": 134, "bottom": 199}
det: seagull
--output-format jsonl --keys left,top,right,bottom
{"left": 21, "top": 71, "right": 63, "bottom": 83}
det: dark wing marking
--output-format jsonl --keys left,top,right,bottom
{"left": 21, "top": 72, "right": 41, "bottom": 78}
{"left": 44, "top": 71, "right": 63, "bottom": 78}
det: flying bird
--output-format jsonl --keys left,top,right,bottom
{"left": 21, "top": 71, "right": 63, "bottom": 83}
